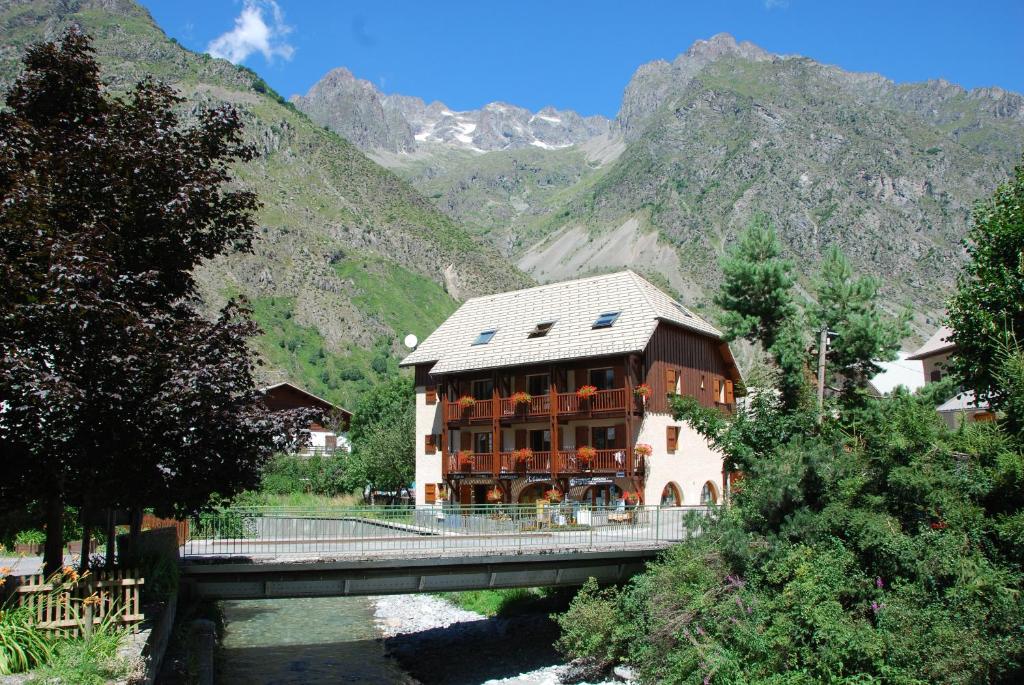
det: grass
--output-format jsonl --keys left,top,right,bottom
{"left": 248, "top": 295, "right": 395, "bottom": 409}
{"left": 28, "top": 620, "right": 132, "bottom": 685}
{"left": 234, "top": 491, "right": 365, "bottom": 509}
{"left": 331, "top": 252, "right": 459, "bottom": 342}
{"left": 0, "top": 605, "right": 51, "bottom": 675}
{"left": 439, "top": 587, "right": 562, "bottom": 617}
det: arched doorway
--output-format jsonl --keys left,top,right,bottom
{"left": 518, "top": 482, "right": 554, "bottom": 504}
{"left": 660, "top": 482, "right": 682, "bottom": 507}
{"left": 700, "top": 481, "right": 719, "bottom": 505}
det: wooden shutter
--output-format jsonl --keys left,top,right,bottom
{"left": 515, "top": 429, "right": 528, "bottom": 450}
{"left": 460, "top": 431, "right": 472, "bottom": 451}
{"left": 713, "top": 378, "right": 722, "bottom": 403}
{"left": 575, "top": 425, "right": 589, "bottom": 448}
{"left": 665, "top": 368, "right": 678, "bottom": 393}
{"left": 613, "top": 365, "right": 625, "bottom": 389}
{"left": 425, "top": 483, "right": 437, "bottom": 503}
{"left": 666, "top": 425, "right": 679, "bottom": 452}
{"left": 424, "top": 434, "right": 436, "bottom": 455}
{"left": 459, "top": 484, "right": 472, "bottom": 505}
{"left": 613, "top": 424, "right": 626, "bottom": 449}
{"left": 725, "top": 380, "right": 735, "bottom": 404}
{"left": 425, "top": 386, "right": 437, "bottom": 404}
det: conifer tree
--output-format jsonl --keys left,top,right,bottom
{"left": 811, "top": 247, "right": 908, "bottom": 404}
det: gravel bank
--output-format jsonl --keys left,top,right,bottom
{"left": 371, "top": 594, "right": 618, "bottom": 685}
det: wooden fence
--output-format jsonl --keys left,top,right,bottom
{"left": 141, "top": 513, "right": 190, "bottom": 546}
{"left": 3, "top": 568, "right": 145, "bottom": 637}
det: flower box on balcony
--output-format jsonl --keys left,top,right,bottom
{"left": 511, "top": 391, "right": 532, "bottom": 407}
{"left": 576, "top": 385, "right": 598, "bottom": 400}
{"left": 514, "top": 448, "right": 533, "bottom": 472}
{"left": 457, "top": 396, "right": 476, "bottom": 410}
{"left": 635, "top": 443, "right": 653, "bottom": 458}
{"left": 577, "top": 445, "right": 597, "bottom": 467}
{"left": 457, "top": 450, "right": 473, "bottom": 472}
{"left": 634, "top": 383, "right": 651, "bottom": 401}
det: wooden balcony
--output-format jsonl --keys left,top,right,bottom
{"left": 444, "top": 447, "right": 644, "bottom": 478}
{"left": 443, "top": 388, "right": 634, "bottom": 425}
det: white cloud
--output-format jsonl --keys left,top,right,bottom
{"left": 207, "top": 0, "right": 294, "bottom": 64}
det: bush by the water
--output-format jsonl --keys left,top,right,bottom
{"left": 557, "top": 387, "right": 1024, "bottom": 684}
{"left": 259, "top": 453, "right": 348, "bottom": 496}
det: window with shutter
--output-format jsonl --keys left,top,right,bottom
{"left": 425, "top": 483, "right": 437, "bottom": 503}
{"left": 725, "top": 380, "right": 735, "bottom": 405}
{"left": 666, "top": 425, "right": 679, "bottom": 452}
{"left": 424, "top": 434, "right": 436, "bottom": 455}
{"left": 665, "top": 368, "right": 677, "bottom": 394}
{"left": 713, "top": 378, "right": 722, "bottom": 403}
{"left": 425, "top": 386, "right": 437, "bottom": 404}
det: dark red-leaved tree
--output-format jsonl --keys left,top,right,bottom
{"left": 0, "top": 29, "right": 317, "bottom": 574}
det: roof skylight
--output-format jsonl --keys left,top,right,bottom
{"left": 472, "top": 328, "right": 497, "bottom": 345}
{"left": 592, "top": 311, "right": 621, "bottom": 329}
{"left": 528, "top": 321, "right": 555, "bottom": 338}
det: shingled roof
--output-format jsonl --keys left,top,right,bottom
{"left": 907, "top": 325, "right": 956, "bottom": 360}
{"left": 400, "top": 271, "right": 722, "bottom": 375}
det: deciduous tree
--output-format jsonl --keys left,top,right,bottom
{"left": 0, "top": 30, "right": 313, "bottom": 574}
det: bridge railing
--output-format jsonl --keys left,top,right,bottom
{"left": 181, "top": 504, "right": 716, "bottom": 558}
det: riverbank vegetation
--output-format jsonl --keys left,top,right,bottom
{"left": 556, "top": 161, "right": 1024, "bottom": 683}
{"left": 440, "top": 587, "right": 571, "bottom": 617}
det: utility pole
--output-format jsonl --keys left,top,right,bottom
{"left": 816, "top": 325, "right": 828, "bottom": 424}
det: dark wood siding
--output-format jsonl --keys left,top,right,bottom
{"left": 644, "top": 324, "right": 734, "bottom": 413}
{"left": 414, "top": 364, "right": 433, "bottom": 386}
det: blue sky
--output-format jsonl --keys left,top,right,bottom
{"left": 141, "top": 0, "right": 1024, "bottom": 117}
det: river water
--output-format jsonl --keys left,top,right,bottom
{"left": 218, "top": 596, "right": 414, "bottom": 684}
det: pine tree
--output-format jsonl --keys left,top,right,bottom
{"left": 715, "top": 214, "right": 798, "bottom": 352}
{"left": 812, "top": 247, "right": 908, "bottom": 404}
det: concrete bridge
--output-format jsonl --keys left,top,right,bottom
{"left": 178, "top": 505, "right": 709, "bottom": 599}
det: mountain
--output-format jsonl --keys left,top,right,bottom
{"left": 290, "top": 67, "right": 416, "bottom": 153}
{"left": 293, "top": 70, "right": 611, "bottom": 154}
{"left": 364, "top": 34, "right": 1024, "bottom": 337}
{"left": 0, "top": 0, "right": 532, "bottom": 408}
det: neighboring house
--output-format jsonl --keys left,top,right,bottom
{"left": 260, "top": 382, "right": 352, "bottom": 456}
{"left": 400, "top": 271, "right": 742, "bottom": 508}
{"left": 907, "top": 326, "right": 995, "bottom": 428}
{"left": 868, "top": 352, "right": 925, "bottom": 397}
{"left": 907, "top": 326, "right": 956, "bottom": 384}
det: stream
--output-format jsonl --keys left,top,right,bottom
{"left": 216, "top": 594, "right": 617, "bottom": 685}
{"left": 218, "top": 596, "right": 414, "bottom": 684}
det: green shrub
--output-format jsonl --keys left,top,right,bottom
{"left": 14, "top": 529, "right": 44, "bottom": 546}
{"left": 28, "top": 614, "right": 130, "bottom": 685}
{"left": 139, "top": 552, "right": 179, "bottom": 603}
{"left": 554, "top": 578, "right": 620, "bottom": 663}
{"left": 0, "top": 605, "right": 51, "bottom": 675}
{"left": 260, "top": 454, "right": 349, "bottom": 496}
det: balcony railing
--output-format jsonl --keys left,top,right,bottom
{"left": 444, "top": 447, "right": 643, "bottom": 477}
{"left": 557, "top": 388, "right": 627, "bottom": 414}
{"left": 444, "top": 388, "right": 633, "bottom": 423}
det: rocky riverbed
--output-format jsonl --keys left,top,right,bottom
{"left": 372, "top": 594, "right": 620, "bottom": 685}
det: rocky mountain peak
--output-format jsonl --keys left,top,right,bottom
{"left": 679, "top": 32, "right": 773, "bottom": 64}
{"left": 294, "top": 67, "right": 611, "bottom": 154}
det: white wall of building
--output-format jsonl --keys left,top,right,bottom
{"left": 414, "top": 385, "right": 443, "bottom": 505}
{"left": 636, "top": 412, "right": 723, "bottom": 507}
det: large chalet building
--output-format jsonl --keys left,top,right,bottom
{"left": 400, "top": 271, "right": 741, "bottom": 507}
